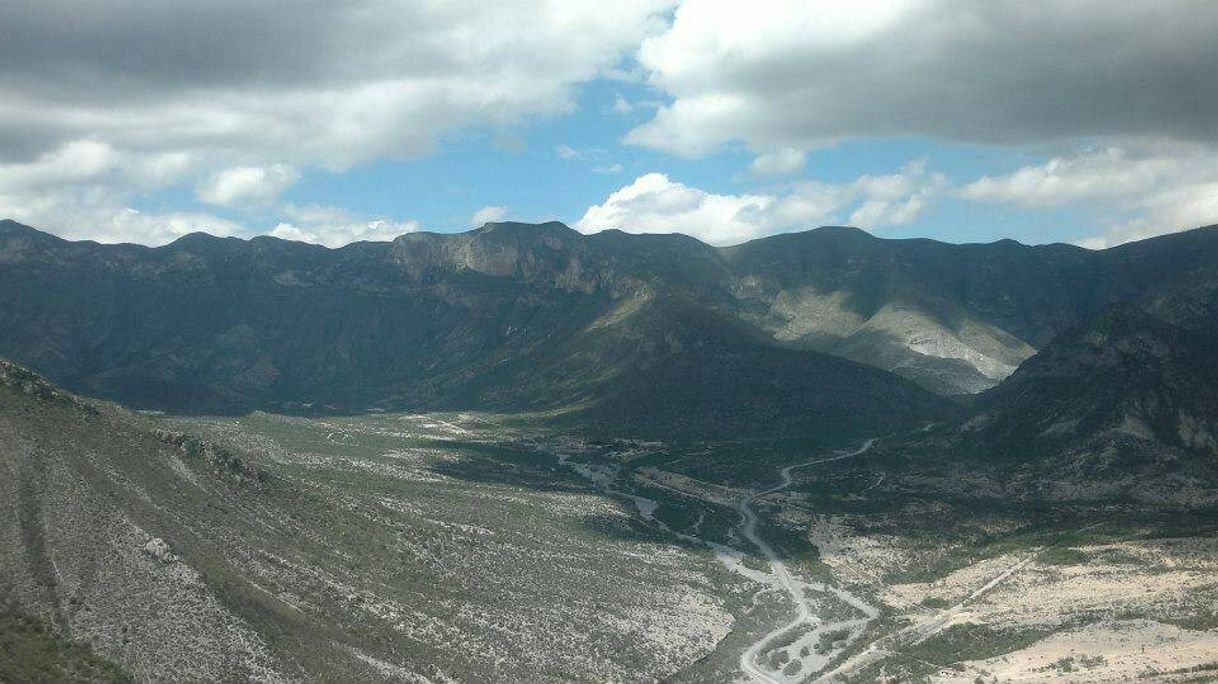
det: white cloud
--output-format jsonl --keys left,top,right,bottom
{"left": 0, "top": 139, "right": 199, "bottom": 198}
{"left": 103, "top": 208, "right": 244, "bottom": 245}
{"left": 555, "top": 144, "right": 623, "bottom": 174}
{"left": 578, "top": 172, "right": 777, "bottom": 244}
{"left": 628, "top": 1, "right": 1218, "bottom": 156}
{"left": 2, "top": 2, "right": 676, "bottom": 168}
{"left": 958, "top": 144, "right": 1218, "bottom": 248}
{"left": 0, "top": 139, "right": 236, "bottom": 245}
{"left": 849, "top": 160, "right": 947, "bottom": 227}
{"left": 959, "top": 148, "right": 1169, "bottom": 208}
{"left": 196, "top": 164, "right": 299, "bottom": 207}
{"left": 471, "top": 205, "right": 509, "bottom": 226}
{"left": 577, "top": 162, "right": 943, "bottom": 244}
{"left": 271, "top": 204, "right": 420, "bottom": 247}
{"left": 0, "top": 140, "right": 117, "bottom": 189}
{"left": 0, "top": 139, "right": 418, "bottom": 247}
{"left": 610, "top": 92, "right": 662, "bottom": 115}
{"left": 0, "top": 1, "right": 676, "bottom": 243}
{"left": 555, "top": 145, "right": 583, "bottom": 160}
{"left": 748, "top": 148, "right": 806, "bottom": 177}
{"left": 6, "top": 3, "right": 1215, "bottom": 248}
{"left": 0, "top": 190, "right": 243, "bottom": 246}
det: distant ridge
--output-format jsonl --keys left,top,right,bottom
{"left": 1, "top": 219, "right": 1217, "bottom": 436}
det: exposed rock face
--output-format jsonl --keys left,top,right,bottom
{"left": 722, "top": 225, "right": 1218, "bottom": 394}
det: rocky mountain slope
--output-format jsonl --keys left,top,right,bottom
{"left": 0, "top": 358, "right": 750, "bottom": 681}
{"left": 0, "top": 359, "right": 289, "bottom": 680}
{"left": 1, "top": 218, "right": 1216, "bottom": 429}
{"left": 968, "top": 303, "right": 1218, "bottom": 455}
{"left": 722, "top": 224, "right": 1218, "bottom": 394}
{"left": 875, "top": 303, "right": 1218, "bottom": 505}
{"left": 0, "top": 219, "right": 954, "bottom": 437}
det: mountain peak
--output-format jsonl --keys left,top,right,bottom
{"left": 0, "top": 220, "right": 68, "bottom": 247}
{"left": 473, "top": 220, "right": 577, "bottom": 236}
{"left": 0, "top": 219, "right": 47, "bottom": 236}
{"left": 170, "top": 231, "right": 229, "bottom": 245}
{"left": 771, "top": 225, "right": 878, "bottom": 244}
{"left": 808, "top": 225, "right": 874, "bottom": 237}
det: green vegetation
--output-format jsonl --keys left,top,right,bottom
{"left": 0, "top": 610, "right": 130, "bottom": 683}
{"left": 920, "top": 596, "right": 950, "bottom": 609}
{"left": 904, "top": 622, "right": 1051, "bottom": 667}
{"left": 1039, "top": 546, "right": 1090, "bottom": 565}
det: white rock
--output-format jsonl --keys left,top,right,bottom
{"left": 144, "top": 537, "right": 176, "bottom": 563}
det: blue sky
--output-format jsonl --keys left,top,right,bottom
{"left": 152, "top": 78, "right": 1103, "bottom": 245}
{"left": 2, "top": 1, "right": 1216, "bottom": 249}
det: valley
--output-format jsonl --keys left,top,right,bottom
{"left": 165, "top": 409, "right": 1218, "bottom": 683}
{"left": 2, "top": 222, "right": 1217, "bottom": 682}
{"left": 3, "top": 356, "right": 1217, "bottom": 681}
{"left": 5, "top": 2, "right": 1218, "bottom": 680}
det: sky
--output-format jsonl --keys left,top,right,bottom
{"left": 1, "top": 1, "right": 1217, "bottom": 249}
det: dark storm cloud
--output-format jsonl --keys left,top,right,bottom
{"left": 0, "top": 1, "right": 673, "bottom": 165}
{"left": 1, "top": 2, "right": 421, "bottom": 95}
{"left": 629, "top": 1, "right": 1218, "bottom": 154}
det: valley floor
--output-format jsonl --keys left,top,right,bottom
{"left": 171, "top": 411, "right": 1218, "bottom": 683}
{"left": 6, "top": 399, "right": 1216, "bottom": 682}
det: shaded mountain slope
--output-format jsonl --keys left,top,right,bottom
{"left": 722, "top": 224, "right": 1218, "bottom": 394}
{"left": 2, "top": 218, "right": 1217, "bottom": 424}
{"left": 513, "top": 294, "right": 957, "bottom": 438}
{"left": 0, "top": 220, "right": 616, "bottom": 414}
{"left": 870, "top": 304, "right": 1218, "bottom": 505}
{"left": 0, "top": 219, "right": 954, "bottom": 436}
{"left": 967, "top": 303, "right": 1218, "bottom": 456}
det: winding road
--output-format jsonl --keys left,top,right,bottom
{"left": 736, "top": 439, "right": 878, "bottom": 683}
{"left": 551, "top": 434, "right": 1101, "bottom": 683}
{"left": 554, "top": 438, "right": 880, "bottom": 683}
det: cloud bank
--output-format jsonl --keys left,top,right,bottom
{"left": 0, "top": 0, "right": 674, "bottom": 243}
{"left": 577, "top": 162, "right": 944, "bottom": 244}
{"left": 627, "top": 0, "right": 1218, "bottom": 156}
{"left": 2, "top": 2, "right": 1217, "bottom": 247}
{"left": 960, "top": 143, "right": 1218, "bottom": 248}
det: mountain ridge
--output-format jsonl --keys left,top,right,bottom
{"left": 968, "top": 302, "right": 1218, "bottom": 454}
{"left": 2, "top": 219, "right": 1217, "bottom": 431}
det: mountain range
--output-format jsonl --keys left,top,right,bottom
{"left": 2, "top": 218, "right": 1217, "bottom": 439}
{"left": 4, "top": 219, "right": 1218, "bottom": 681}
{"left": 2, "top": 279, "right": 1216, "bottom": 680}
